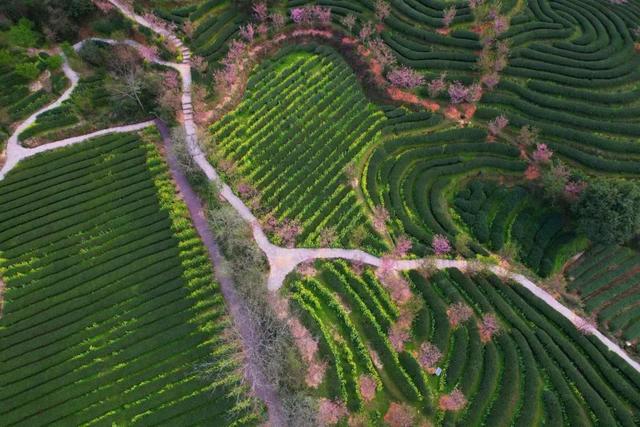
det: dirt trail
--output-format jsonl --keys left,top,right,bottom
{"left": 156, "top": 121, "right": 285, "bottom": 426}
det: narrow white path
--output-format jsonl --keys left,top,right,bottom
{"left": 92, "top": 0, "right": 640, "bottom": 376}
{"left": 0, "top": 54, "right": 79, "bottom": 180}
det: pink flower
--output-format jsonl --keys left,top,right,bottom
{"left": 432, "top": 234, "right": 451, "bottom": 255}
{"left": 532, "top": 143, "right": 553, "bottom": 163}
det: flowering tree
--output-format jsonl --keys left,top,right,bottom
{"left": 239, "top": 23, "right": 255, "bottom": 42}
{"left": 532, "top": 143, "right": 553, "bottom": 163}
{"left": 270, "top": 12, "right": 286, "bottom": 30}
{"left": 393, "top": 235, "right": 413, "bottom": 258}
{"left": 447, "top": 302, "right": 474, "bottom": 327}
{"left": 564, "top": 180, "right": 587, "bottom": 202}
{"left": 387, "top": 66, "right": 425, "bottom": 89}
{"left": 481, "top": 72, "right": 500, "bottom": 90}
{"left": 276, "top": 218, "right": 302, "bottom": 247}
{"left": 359, "top": 375, "right": 377, "bottom": 402}
{"left": 317, "top": 399, "right": 348, "bottom": 426}
{"left": 427, "top": 72, "right": 447, "bottom": 97}
{"left": 442, "top": 6, "right": 457, "bottom": 29}
{"left": 341, "top": 14, "right": 356, "bottom": 33}
{"left": 369, "top": 38, "right": 397, "bottom": 69}
{"left": 383, "top": 402, "right": 415, "bottom": 427}
{"left": 466, "top": 82, "right": 483, "bottom": 103}
{"left": 319, "top": 226, "right": 338, "bottom": 247}
{"left": 417, "top": 341, "right": 442, "bottom": 370}
{"left": 290, "top": 7, "right": 308, "bottom": 25}
{"left": 448, "top": 81, "right": 469, "bottom": 104}
{"left": 372, "top": 205, "right": 390, "bottom": 233}
{"left": 468, "top": 0, "right": 484, "bottom": 9}
{"left": 439, "top": 388, "right": 467, "bottom": 411}
{"left": 492, "top": 15, "right": 509, "bottom": 35}
{"left": 375, "top": 0, "right": 391, "bottom": 22}
{"left": 311, "top": 6, "right": 332, "bottom": 26}
{"left": 389, "top": 321, "right": 411, "bottom": 351}
{"left": 359, "top": 21, "right": 374, "bottom": 43}
{"left": 478, "top": 313, "right": 500, "bottom": 342}
{"left": 517, "top": 125, "right": 539, "bottom": 146}
{"left": 252, "top": 1, "right": 268, "bottom": 22}
{"left": 488, "top": 114, "right": 509, "bottom": 137}
{"left": 432, "top": 234, "right": 451, "bottom": 256}
{"left": 378, "top": 271, "right": 413, "bottom": 305}
{"left": 524, "top": 164, "right": 540, "bottom": 181}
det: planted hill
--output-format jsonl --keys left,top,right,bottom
{"left": 454, "top": 180, "right": 587, "bottom": 277}
{"left": 209, "top": 46, "right": 387, "bottom": 251}
{"left": 364, "top": 125, "right": 526, "bottom": 256}
{"left": 0, "top": 131, "right": 263, "bottom": 426}
{"left": 286, "top": 263, "right": 640, "bottom": 425}
{"left": 567, "top": 245, "right": 640, "bottom": 349}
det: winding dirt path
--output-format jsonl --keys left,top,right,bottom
{"left": 103, "top": 0, "right": 640, "bottom": 376}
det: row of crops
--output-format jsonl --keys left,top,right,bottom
{"left": 0, "top": 53, "right": 68, "bottom": 145}
{"left": 454, "top": 180, "right": 586, "bottom": 277}
{"left": 209, "top": 47, "right": 387, "bottom": 251}
{"left": 364, "top": 125, "right": 526, "bottom": 256}
{"left": 567, "top": 245, "right": 640, "bottom": 349}
{"left": 287, "top": 262, "right": 640, "bottom": 425}
{"left": 0, "top": 131, "right": 263, "bottom": 426}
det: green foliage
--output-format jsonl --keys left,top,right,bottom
{"left": 5, "top": 18, "right": 38, "bottom": 47}
{"left": 13, "top": 62, "right": 39, "bottom": 80}
{"left": 45, "top": 54, "right": 63, "bottom": 70}
{"left": 574, "top": 178, "right": 640, "bottom": 244}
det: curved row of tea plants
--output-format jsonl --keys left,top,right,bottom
{"left": 454, "top": 179, "right": 586, "bottom": 277}
{"left": 209, "top": 47, "right": 387, "bottom": 251}
{"left": 287, "top": 262, "right": 640, "bottom": 425}
{"left": 0, "top": 131, "right": 263, "bottom": 426}
{"left": 567, "top": 245, "right": 640, "bottom": 348}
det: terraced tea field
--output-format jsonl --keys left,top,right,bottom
{"left": 0, "top": 132, "right": 263, "bottom": 426}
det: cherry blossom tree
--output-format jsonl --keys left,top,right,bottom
{"left": 466, "top": 82, "right": 483, "bottom": 103}
{"left": 432, "top": 234, "right": 451, "bottom": 256}
{"left": 447, "top": 302, "right": 474, "bottom": 327}
{"left": 290, "top": 7, "right": 308, "bottom": 25}
{"left": 276, "top": 218, "right": 302, "bottom": 247}
{"left": 517, "top": 125, "right": 539, "bottom": 146}
{"left": 319, "top": 226, "right": 338, "bottom": 247}
{"left": 389, "top": 321, "right": 411, "bottom": 351}
{"left": 384, "top": 402, "right": 415, "bottom": 427}
{"left": 270, "top": 12, "right": 286, "bottom": 30}
{"left": 317, "top": 399, "right": 348, "bottom": 426}
{"left": 532, "top": 143, "right": 553, "bottom": 163}
{"left": 372, "top": 205, "right": 390, "bottom": 233}
{"left": 393, "top": 235, "right": 413, "bottom": 258}
{"left": 488, "top": 114, "right": 509, "bottom": 137}
{"left": 417, "top": 341, "right": 442, "bottom": 370}
{"left": 564, "top": 180, "right": 587, "bottom": 202}
{"left": 375, "top": 0, "right": 392, "bottom": 22}
{"left": 492, "top": 15, "right": 509, "bottom": 35}
{"left": 359, "top": 21, "right": 374, "bottom": 43}
{"left": 442, "top": 6, "right": 457, "bottom": 29}
{"left": 468, "top": 0, "right": 484, "bottom": 9}
{"left": 341, "top": 14, "right": 357, "bottom": 33}
{"left": 524, "top": 164, "right": 541, "bottom": 181}
{"left": 439, "top": 388, "right": 467, "bottom": 411}
{"left": 478, "top": 313, "right": 500, "bottom": 342}
{"left": 427, "top": 72, "right": 447, "bottom": 97}
{"left": 239, "top": 23, "right": 255, "bottom": 42}
{"left": 359, "top": 375, "right": 377, "bottom": 402}
{"left": 252, "top": 1, "right": 268, "bottom": 22}
{"left": 387, "top": 66, "right": 425, "bottom": 89}
{"left": 448, "top": 81, "right": 469, "bottom": 104}
{"left": 369, "top": 38, "right": 397, "bottom": 69}
{"left": 378, "top": 270, "right": 413, "bottom": 305}
{"left": 481, "top": 72, "right": 500, "bottom": 90}
{"left": 311, "top": 5, "right": 332, "bottom": 26}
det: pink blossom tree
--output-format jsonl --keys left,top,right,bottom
{"left": 488, "top": 114, "right": 509, "bottom": 137}
{"left": 466, "top": 82, "right": 483, "bottom": 103}
{"left": 468, "top": 0, "right": 484, "bottom": 9}
{"left": 447, "top": 302, "right": 474, "bottom": 327}
{"left": 270, "top": 12, "right": 286, "bottom": 30}
{"left": 432, "top": 234, "right": 451, "bottom": 256}
{"left": 427, "top": 72, "right": 447, "bottom": 97}
{"left": 319, "top": 226, "right": 338, "bottom": 247}
{"left": 481, "top": 72, "right": 500, "bottom": 90}
{"left": 517, "top": 125, "right": 539, "bottom": 146}
{"left": 442, "top": 6, "right": 457, "bottom": 29}
{"left": 369, "top": 38, "right": 397, "bottom": 69}
{"left": 532, "top": 143, "right": 553, "bottom": 163}
{"left": 387, "top": 66, "right": 425, "bottom": 89}
{"left": 448, "top": 81, "right": 469, "bottom": 104}
{"left": 393, "top": 235, "right": 413, "bottom": 258}
{"left": 439, "top": 388, "right": 467, "bottom": 411}
{"left": 372, "top": 205, "right": 390, "bottom": 233}
{"left": 311, "top": 5, "right": 332, "bottom": 26}
{"left": 389, "top": 321, "right": 411, "bottom": 351}
{"left": 317, "top": 399, "right": 348, "bottom": 426}
{"left": 290, "top": 7, "right": 308, "bottom": 25}
{"left": 375, "top": 0, "right": 392, "bottom": 22}
{"left": 359, "top": 375, "right": 377, "bottom": 402}
{"left": 252, "top": 1, "right": 268, "bottom": 22}
{"left": 276, "top": 218, "right": 302, "bottom": 247}
{"left": 417, "top": 341, "right": 442, "bottom": 370}
{"left": 384, "top": 402, "right": 415, "bottom": 427}
{"left": 239, "top": 23, "right": 255, "bottom": 42}
{"left": 564, "top": 180, "right": 587, "bottom": 202}
{"left": 478, "top": 313, "right": 500, "bottom": 342}
{"left": 359, "top": 21, "right": 374, "bottom": 43}
{"left": 341, "top": 14, "right": 356, "bottom": 33}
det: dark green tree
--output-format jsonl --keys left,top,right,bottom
{"left": 573, "top": 178, "right": 640, "bottom": 244}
